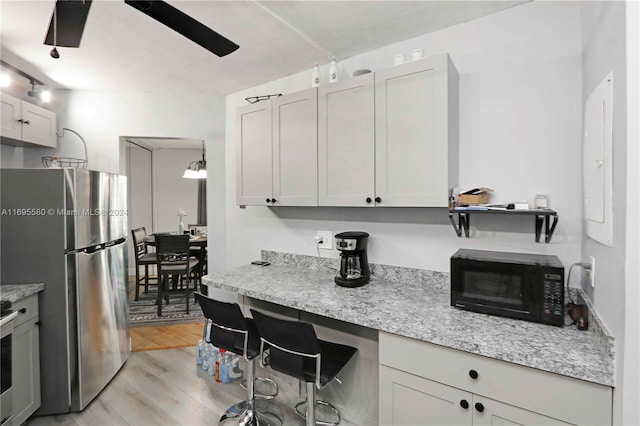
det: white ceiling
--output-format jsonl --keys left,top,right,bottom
{"left": 0, "top": 0, "right": 527, "bottom": 96}
{"left": 126, "top": 137, "right": 203, "bottom": 150}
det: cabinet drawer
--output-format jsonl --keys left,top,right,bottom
{"left": 12, "top": 294, "right": 39, "bottom": 327}
{"left": 380, "top": 332, "right": 611, "bottom": 425}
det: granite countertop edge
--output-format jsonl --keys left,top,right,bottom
{"left": 1, "top": 283, "right": 45, "bottom": 302}
{"left": 202, "top": 252, "right": 615, "bottom": 387}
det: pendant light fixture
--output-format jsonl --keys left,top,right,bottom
{"left": 183, "top": 141, "right": 207, "bottom": 179}
{"left": 50, "top": 3, "right": 60, "bottom": 59}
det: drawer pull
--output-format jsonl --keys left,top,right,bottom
{"left": 375, "top": 196, "right": 382, "bottom": 203}
{"left": 468, "top": 369, "right": 479, "bottom": 379}
{"left": 266, "top": 198, "right": 271, "bottom": 203}
{"left": 35, "top": 321, "right": 41, "bottom": 326}
{"left": 475, "top": 402, "right": 485, "bottom": 413}
{"left": 19, "top": 308, "right": 27, "bottom": 314}
{"left": 366, "top": 197, "right": 372, "bottom": 204}
{"left": 460, "top": 400, "right": 469, "bottom": 409}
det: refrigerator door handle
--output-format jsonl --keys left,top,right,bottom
{"left": 66, "top": 238, "right": 127, "bottom": 255}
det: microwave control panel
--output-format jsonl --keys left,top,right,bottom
{"left": 542, "top": 276, "right": 564, "bottom": 326}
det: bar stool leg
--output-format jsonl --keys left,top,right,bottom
{"left": 306, "top": 382, "right": 316, "bottom": 426}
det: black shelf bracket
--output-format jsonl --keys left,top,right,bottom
{"left": 448, "top": 209, "right": 558, "bottom": 243}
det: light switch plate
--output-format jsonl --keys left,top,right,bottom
{"left": 316, "top": 231, "right": 333, "bottom": 250}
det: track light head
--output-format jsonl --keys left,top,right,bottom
{"left": 27, "top": 80, "right": 52, "bottom": 103}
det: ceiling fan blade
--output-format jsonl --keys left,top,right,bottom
{"left": 44, "top": 0, "right": 93, "bottom": 48}
{"left": 124, "top": 1, "right": 239, "bottom": 57}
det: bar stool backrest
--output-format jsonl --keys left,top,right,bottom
{"left": 195, "top": 292, "right": 250, "bottom": 358}
{"left": 250, "top": 309, "right": 322, "bottom": 385}
{"left": 131, "top": 227, "right": 148, "bottom": 257}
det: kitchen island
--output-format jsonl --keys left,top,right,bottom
{"left": 203, "top": 251, "right": 614, "bottom": 425}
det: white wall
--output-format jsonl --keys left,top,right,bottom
{"left": 580, "top": 1, "right": 633, "bottom": 423}
{"left": 153, "top": 148, "right": 200, "bottom": 233}
{"left": 53, "top": 90, "right": 227, "bottom": 272}
{"left": 580, "top": 1, "right": 640, "bottom": 424}
{"left": 224, "top": 1, "right": 583, "bottom": 272}
{"left": 624, "top": 3, "right": 640, "bottom": 425}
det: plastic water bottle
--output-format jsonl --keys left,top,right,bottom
{"left": 208, "top": 348, "right": 218, "bottom": 377}
{"left": 229, "top": 355, "right": 243, "bottom": 381}
{"left": 216, "top": 349, "right": 226, "bottom": 382}
{"left": 220, "top": 353, "right": 231, "bottom": 383}
{"left": 196, "top": 322, "right": 209, "bottom": 365}
{"left": 202, "top": 343, "right": 212, "bottom": 371}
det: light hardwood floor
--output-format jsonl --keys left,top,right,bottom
{"left": 27, "top": 347, "right": 305, "bottom": 426}
{"left": 131, "top": 323, "right": 204, "bottom": 352}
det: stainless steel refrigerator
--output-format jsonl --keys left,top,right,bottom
{"left": 0, "top": 168, "right": 130, "bottom": 415}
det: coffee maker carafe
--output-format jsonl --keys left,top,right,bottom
{"left": 334, "top": 231, "right": 370, "bottom": 288}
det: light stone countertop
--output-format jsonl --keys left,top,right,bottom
{"left": 203, "top": 251, "right": 615, "bottom": 387}
{"left": 1, "top": 283, "right": 45, "bottom": 303}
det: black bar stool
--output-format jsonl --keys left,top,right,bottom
{"left": 194, "top": 293, "right": 282, "bottom": 426}
{"left": 250, "top": 309, "right": 358, "bottom": 426}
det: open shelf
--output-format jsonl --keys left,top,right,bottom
{"left": 448, "top": 208, "right": 558, "bottom": 243}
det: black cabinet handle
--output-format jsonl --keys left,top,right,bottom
{"left": 24, "top": 120, "right": 30, "bottom": 125}
{"left": 375, "top": 196, "right": 381, "bottom": 203}
{"left": 366, "top": 197, "right": 372, "bottom": 204}
{"left": 271, "top": 198, "right": 276, "bottom": 203}
{"left": 469, "top": 369, "right": 479, "bottom": 379}
{"left": 475, "top": 402, "right": 484, "bottom": 413}
{"left": 460, "top": 400, "right": 469, "bottom": 409}
{"left": 35, "top": 321, "right": 41, "bottom": 326}
{"left": 266, "top": 198, "right": 271, "bottom": 203}
{"left": 19, "top": 308, "right": 27, "bottom": 314}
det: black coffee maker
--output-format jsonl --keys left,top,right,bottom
{"left": 334, "top": 231, "right": 370, "bottom": 288}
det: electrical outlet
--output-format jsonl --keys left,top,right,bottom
{"left": 315, "top": 231, "right": 333, "bottom": 250}
{"left": 590, "top": 255, "right": 596, "bottom": 288}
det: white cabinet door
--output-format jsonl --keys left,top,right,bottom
{"left": 375, "top": 53, "right": 458, "bottom": 207}
{"left": 21, "top": 101, "right": 57, "bottom": 147}
{"left": 472, "top": 396, "right": 572, "bottom": 426}
{"left": 272, "top": 88, "right": 318, "bottom": 206}
{"left": 380, "top": 365, "right": 472, "bottom": 426}
{"left": 236, "top": 101, "right": 273, "bottom": 206}
{"left": 318, "top": 74, "right": 375, "bottom": 206}
{"left": 1, "top": 92, "right": 22, "bottom": 140}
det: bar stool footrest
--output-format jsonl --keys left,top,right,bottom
{"left": 240, "top": 377, "right": 279, "bottom": 400}
{"left": 295, "top": 400, "right": 341, "bottom": 426}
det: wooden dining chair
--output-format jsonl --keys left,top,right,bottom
{"left": 155, "top": 234, "right": 200, "bottom": 316}
{"left": 131, "top": 227, "right": 158, "bottom": 301}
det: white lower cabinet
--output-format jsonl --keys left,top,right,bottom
{"left": 379, "top": 332, "right": 612, "bottom": 426}
{"left": 12, "top": 294, "right": 41, "bottom": 425}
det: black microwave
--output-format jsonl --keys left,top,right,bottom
{"left": 451, "top": 249, "right": 565, "bottom": 326}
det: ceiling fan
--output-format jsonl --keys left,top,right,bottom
{"left": 44, "top": 0, "right": 239, "bottom": 58}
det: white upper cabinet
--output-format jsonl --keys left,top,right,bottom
{"left": 375, "top": 53, "right": 458, "bottom": 207}
{"left": 236, "top": 53, "right": 458, "bottom": 208}
{"left": 318, "top": 74, "right": 375, "bottom": 207}
{"left": 272, "top": 88, "right": 318, "bottom": 206}
{"left": 1, "top": 92, "right": 57, "bottom": 148}
{"left": 236, "top": 89, "right": 318, "bottom": 207}
{"left": 236, "top": 101, "right": 273, "bottom": 206}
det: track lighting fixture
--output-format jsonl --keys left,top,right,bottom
{"left": 0, "top": 60, "right": 52, "bottom": 102}
{"left": 27, "top": 80, "right": 52, "bottom": 103}
{"left": 183, "top": 141, "right": 207, "bottom": 179}
{"left": 50, "top": 3, "right": 60, "bottom": 59}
